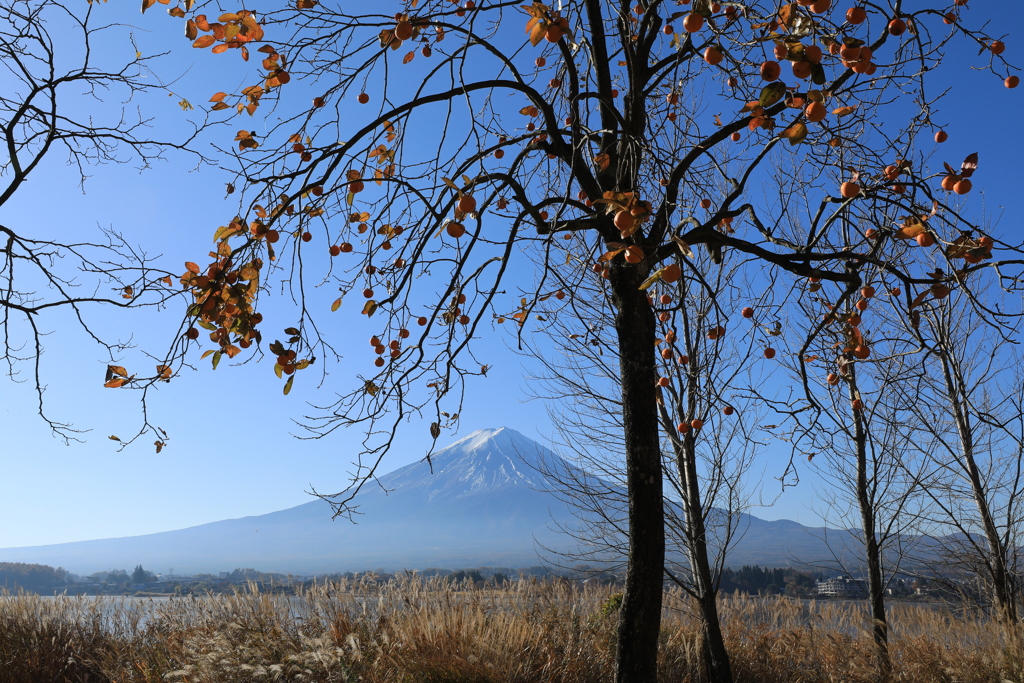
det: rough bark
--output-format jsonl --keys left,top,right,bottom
{"left": 610, "top": 263, "right": 666, "bottom": 683}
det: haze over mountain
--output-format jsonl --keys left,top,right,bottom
{"left": 0, "top": 428, "right": 845, "bottom": 574}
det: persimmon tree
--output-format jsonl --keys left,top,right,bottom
{"left": 0, "top": 0, "right": 202, "bottom": 443}
{"left": 155, "top": 0, "right": 1022, "bottom": 680}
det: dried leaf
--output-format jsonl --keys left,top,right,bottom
{"left": 780, "top": 122, "right": 808, "bottom": 145}
{"left": 283, "top": 375, "right": 294, "bottom": 395}
{"left": 960, "top": 152, "right": 978, "bottom": 178}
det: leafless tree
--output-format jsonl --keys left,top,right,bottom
{"left": 525, "top": 247, "right": 766, "bottom": 683}
{"left": 901, "top": 293, "right": 1024, "bottom": 622}
{"left": 0, "top": 0, "right": 204, "bottom": 444}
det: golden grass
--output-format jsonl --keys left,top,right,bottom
{"left": 1, "top": 578, "right": 1020, "bottom": 683}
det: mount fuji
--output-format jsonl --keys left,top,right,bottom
{"left": 0, "top": 428, "right": 841, "bottom": 575}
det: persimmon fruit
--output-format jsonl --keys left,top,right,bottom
{"left": 840, "top": 181, "right": 861, "bottom": 198}
{"left": 682, "top": 13, "right": 703, "bottom": 32}
{"left": 457, "top": 195, "right": 477, "bottom": 214}
{"left": 764, "top": 347, "right": 777, "bottom": 359}
{"left": 704, "top": 46, "right": 724, "bottom": 65}
{"left": 742, "top": 306, "right": 754, "bottom": 318}
{"left": 805, "top": 102, "right": 826, "bottom": 122}
{"left": 760, "top": 60, "right": 781, "bottom": 81}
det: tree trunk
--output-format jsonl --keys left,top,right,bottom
{"left": 937, "top": 348, "right": 1018, "bottom": 622}
{"left": 673, "top": 406, "right": 733, "bottom": 683}
{"left": 849, "top": 372, "right": 891, "bottom": 679}
{"left": 610, "top": 264, "right": 666, "bottom": 683}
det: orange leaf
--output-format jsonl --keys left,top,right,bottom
{"left": 185, "top": 261, "right": 201, "bottom": 274}
{"left": 192, "top": 35, "right": 216, "bottom": 48}
{"left": 104, "top": 378, "right": 128, "bottom": 388}
{"left": 403, "top": 51, "right": 415, "bottom": 64}
{"left": 210, "top": 92, "right": 228, "bottom": 102}
{"left": 211, "top": 44, "right": 229, "bottom": 54}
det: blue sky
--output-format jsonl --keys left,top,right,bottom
{"left": 0, "top": 1, "right": 1021, "bottom": 551}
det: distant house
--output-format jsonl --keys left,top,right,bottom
{"left": 816, "top": 575, "right": 867, "bottom": 598}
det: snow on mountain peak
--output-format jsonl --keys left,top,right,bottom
{"left": 377, "top": 427, "right": 556, "bottom": 497}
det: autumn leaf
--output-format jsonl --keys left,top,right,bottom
{"left": 192, "top": 35, "right": 216, "bottom": 48}
{"left": 833, "top": 105, "right": 858, "bottom": 117}
{"left": 283, "top": 375, "right": 294, "bottom": 395}
{"left": 780, "top": 122, "right": 808, "bottom": 145}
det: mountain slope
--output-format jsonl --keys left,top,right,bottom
{"left": 0, "top": 428, "right": 847, "bottom": 574}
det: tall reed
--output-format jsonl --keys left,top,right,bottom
{"left": 1, "top": 579, "right": 1021, "bottom": 683}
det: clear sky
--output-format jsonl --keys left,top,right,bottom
{"left": 0, "top": 1, "right": 1021, "bottom": 551}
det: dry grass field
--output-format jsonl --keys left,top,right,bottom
{"left": 0, "top": 577, "right": 1019, "bottom": 682}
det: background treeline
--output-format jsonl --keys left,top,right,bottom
{"left": 0, "top": 562, "right": 69, "bottom": 594}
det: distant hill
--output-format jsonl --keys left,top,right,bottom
{"left": 0, "top": 428, "right": 850, "bottom": 574}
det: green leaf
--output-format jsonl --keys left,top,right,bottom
{"left": 759, "top": 82, "right": 787, "bottom": 108}
{"left": 811, "top": 64, "right": 827, "bottom": 85}
{"left": 283, "top": 375, "right": 294, "bottom": 395}
{"left": 212, "top": 351, "right": 222, "bottom": 370}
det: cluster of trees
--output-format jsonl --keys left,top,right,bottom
{"left": 717, "top": 566, "right": 819, "bottom": 596}
{"left": 0, "top": 562, "right": 69, "bottom": 594}
{"left": 2, "top": 0, "right": 1022, "bottom": 682}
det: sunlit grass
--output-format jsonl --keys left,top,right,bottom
{"left": 1, "top": 577, "right": 1019, "bottom": 682}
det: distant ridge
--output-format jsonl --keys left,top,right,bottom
{"left": 0, "top": 428, "right": 846, "bottom": 574}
